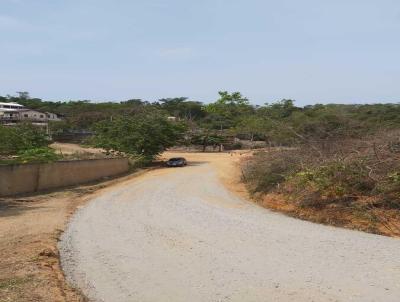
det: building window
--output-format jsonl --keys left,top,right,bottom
{"left": 40, "top": 115, "right": 44, "bottom": 118}
{"left": 24, "top": 114, "right": 28, "bottom": 118}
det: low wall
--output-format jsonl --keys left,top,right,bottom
{"left": 0, "top": 158, "right": 129, "bottom": 197}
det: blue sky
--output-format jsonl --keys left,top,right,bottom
{"left": 0, "top": 0, "right": 399, "bottom": 105}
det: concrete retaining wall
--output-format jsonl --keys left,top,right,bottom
{"left": 0, "top": 158, "right": 129, "bottom": 197}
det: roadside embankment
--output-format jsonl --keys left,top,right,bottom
{"left": 241, "top": 142, "right": 400, "bottom": 237}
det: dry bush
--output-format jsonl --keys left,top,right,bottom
{"left": 61, "top": 151, "right": 114, "bottom": 161}
{"left": 242, "top": 149, "right": 303, "bottom": 193}
{"left": 242, "top": 130, "right": 400, "bottom": 235}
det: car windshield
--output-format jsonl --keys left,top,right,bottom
{"left": 169, "top": 158, "right": 184, "bottom": 161}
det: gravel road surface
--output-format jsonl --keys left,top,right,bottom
{"left": 59, "top": 161, "right": 400, "bottom": 302}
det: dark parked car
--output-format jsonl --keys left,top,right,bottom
{"left": 166, "top": 157, "right": 187, "bottom": 167}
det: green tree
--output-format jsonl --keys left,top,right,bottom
{"left": 0, "top": 123, "right": 50, "bottom": 155}
{"left": 190, "top": 132, "right": 226, "bottom": 152}
{"left": 204, "top": 91, "right": 253, "bottom": 129}
{"left": 93, "top": 113, "right": 186, "bottom": 159}
{"left": 159, "top": 97, "right": 205, "bottom": 120}
{"left": 236, "top": 115, "right": 269, "bottom": 142}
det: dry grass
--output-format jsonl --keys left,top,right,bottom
{"left": 0, "top": 192, "right": 88, "bottom": 302}
{"left": 254, "top": 193, "right": 400, "bottom": 237}
{"left": 242, "top": 131, "right": 400, "bottom": 237}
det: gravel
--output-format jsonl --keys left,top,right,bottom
{"left": 59, "top": 163, "right": 400, "bottom": 302}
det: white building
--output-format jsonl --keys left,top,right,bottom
{"left": 17, "top": 109, "right": 62, "bottom": 122}
{"left": 0, "top": 102, "right": 62, "bottom": 126}
{"left": 0, "top": 102, "right": 24, "bottom": 111}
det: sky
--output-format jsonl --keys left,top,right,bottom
{"left": 0, "top": 0, "right": 399, "bottom": 105}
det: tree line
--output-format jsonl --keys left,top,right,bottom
{"left": 2, "top": 91, "right": 400, "bottom": 159}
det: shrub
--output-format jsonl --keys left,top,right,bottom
{"left": 16, "top": 147, "right": 61, "bottom": 164}
{"left": 92, "top": 113, "right": 186, "bottom": 160}
{"left": 0, "top": 124, "right": 50, "bottom": 155}
{"left": 243, "top": 130, "right": 400, "bottom": 210}
{"left": 242, "top": 150, "right": 302, "bottom": 193}
{"left": 232, "top": 142, "right": 243, "bottom": 149}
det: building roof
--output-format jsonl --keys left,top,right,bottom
{"left": 0, "top": 102, "right": 24, "bottom": 107}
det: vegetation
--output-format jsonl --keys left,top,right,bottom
{"left": 1, "top": 92, "right": 400, "bottom": 235}
{"left": 92, "top": 112, "right": 186, "bottom": 160}
{"left": 0, "top": 124, "right": 60, "bottom": 164}
{"left": 242, "top": 132, "right": 400, "bottom": 236}
{"left": 3, "top": 93, "right": 400, "bottom": 146}
{"left": 0, "top": 123, "right": 49, "bottom": 155}
{"left": 16, "top": 148, "right": 62, "bottom": 164}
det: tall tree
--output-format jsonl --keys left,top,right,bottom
{"left": 204, "top": 91, "right": 253, "bottom": 130}
{"left": 93, "top": 113, "right": 186, "bottom": 159}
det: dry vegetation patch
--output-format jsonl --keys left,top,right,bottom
{"left": 242, "top": 131, "right": 400, "bottom": 237}
{"left": 0, "top": 193, "right": 88, "bottom": 302}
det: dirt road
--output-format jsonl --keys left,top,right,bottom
{"left": 60, "top": 153, "right": 400, "bottom": 302}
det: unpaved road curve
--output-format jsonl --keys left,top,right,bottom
{"left": 60, "top": 160, "right": 400, "bottom": 302}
